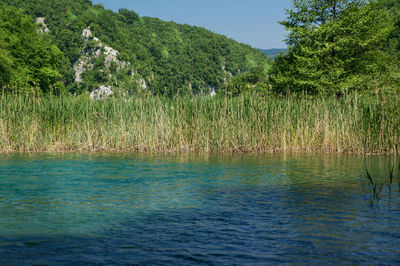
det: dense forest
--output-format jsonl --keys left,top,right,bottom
{"left": 0, "top": 0, "right": 268, "bottom": 95}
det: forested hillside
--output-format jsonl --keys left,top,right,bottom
{"left": 0, "top": 0, "right": 268, "bottom": 95}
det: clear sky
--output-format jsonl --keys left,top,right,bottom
{"left": 91, "top": 0, "right": 292, "bottom": 49}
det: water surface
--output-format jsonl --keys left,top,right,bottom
{"left": 0, "top": 153, "right": 399, "bottom": 264}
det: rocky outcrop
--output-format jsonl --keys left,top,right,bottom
{"left": 82, "top": 28, "right": 92, "bottom": 41}
{"left": 36, "top": 17, "right": 49, "bottom": 33}
{"left": 73, "top": 27, "right": 152, "bottom": 93}
{"left": 222, "top": 61, "right": 233, "bottom": 83}
{"left": 73, "top": 28, "right": 130, "bottom": 83}
{"left": 137, "top": 77, "right": 147, "bottom": 90}
{"left": 90, "top": 85, "right": 113, "bottom": 100}
{"left": 208, "top": 88, "right": 216, "bottom": 97}
{"left": 74, "top": 59, "right": 92, "bottom": 83}
{"left": 130, "top": 71, "right": 147, "bottom": 90}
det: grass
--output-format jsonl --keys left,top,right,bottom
{"left": 0, "top": 91, "right": 399, "bottom": 154}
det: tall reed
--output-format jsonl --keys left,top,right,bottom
{"left": 0, "top": 91, "right": 399, "bottom": 154}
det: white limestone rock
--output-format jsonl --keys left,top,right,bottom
{"left": 82, "top": 28, "right": 92, "bottom": 41}
{"left": 208, "top": 88, "right": 216, "bottom": 97}
{"left": 73, "top": 56, "right": 93, "bottom": 83}
{"left": 73, "top": 28, "right": 131, "bottom": 84}
{"left": 90, "top": 85, "right": 113, "bottom": 100}
{"left": 36, "top": 17, "right": 49, "bottom": 33}
{"left": 138, "top": 77, "right": 147, "bottom": 90}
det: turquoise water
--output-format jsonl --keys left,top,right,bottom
{"left": 0, "top": 153, "right": 399, "bottom": 264}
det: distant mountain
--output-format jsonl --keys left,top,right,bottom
{"left": 260, "top": 48, "right": 287, "bottom": 59}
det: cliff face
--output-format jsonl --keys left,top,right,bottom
{"left": 73, "top": 28, "right": 147, "bottom": 91}
{"left": 36, "top": 17, "right": 49, "bottom": 33}
{"left": 74, "top": 28, "right": 127, "bottom": 83}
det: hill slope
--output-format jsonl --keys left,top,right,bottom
{"left": 0, "top": 0, "right": 269, "bottom": 95}
{"left": 260, "top": 49, "right": 286, "bottom": 59}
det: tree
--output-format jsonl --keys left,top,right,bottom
{"left": 380, "top": 0, "right": 400, "bottom": 58}
{"left": 0, "top": 4, "right": 65, "bottom": 93}
{"left": 0, "top": 49, "right": 13, "bottom": 85}
{"left": 272, "top": 0, "right": 393, "bottom": 94}
{"left": 118, "top": 8, "right": 139, "bottom": 25}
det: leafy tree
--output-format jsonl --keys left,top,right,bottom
{"left": 380, "top": 0, "right": 400, "bottom": 59}
{"left": 272, "top": 0, "right": 393, "bottom": 94}
{"left": 118, "top": 8, "right": 139, "bottom": 25}
{"left": 0, "top": 49, "right": 13, "bottom": 85}
{"left": 0, "top": 4, "right": 65, "bottom": 93}
{"left": 224, "top": 66, "right": 270, "bottom": 96}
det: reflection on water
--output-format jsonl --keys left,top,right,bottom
{"left": 0, "top": 153, "right": 399, "bottom": 264}
{"left": 364, "top": 160, "right": 400, "bottom": 209}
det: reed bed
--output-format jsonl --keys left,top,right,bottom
{"left": 0, "top": 91, "right": 399, "bottom": 154}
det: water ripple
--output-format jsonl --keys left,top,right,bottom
{"left": 0, "top": 153, "right": 399, "bottom": 264}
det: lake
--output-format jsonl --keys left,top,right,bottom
{"left": 0, "top": 153, "right": 399, "bottom": 264}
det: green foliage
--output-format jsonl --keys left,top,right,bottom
{"left": 0, "top": 4, "right": 65, "bottom": 93}
{"left": 0, "top": 0, "right": 268, "bottom": 95}
{"left": 380, "top": 0, "right": 400, "bottom": 61}
{"left": 0, "top": 51, "right": 13, "bottom": 84}
{"left": 224, "top": 66, "right": 271, "bottom": 96}
{"left": 271, "top": 0, "right": 396, "bottom": 95}
{"left": 118, "top": 8, "right": 139, "bottom": 25}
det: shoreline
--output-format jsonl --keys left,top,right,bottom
{"left": 0, "top": 145, "right": 397, "bottom": 156}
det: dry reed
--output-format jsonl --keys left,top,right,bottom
{"left": 0, "top": 91, "right": 399, "bottom": 154}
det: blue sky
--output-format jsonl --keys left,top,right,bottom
{"left": 92, "top": 0, "right": 292, "bottom": 49}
